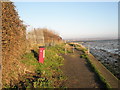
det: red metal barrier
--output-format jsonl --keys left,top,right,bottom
{"left": 39, "top": 46, "right": 45, "bottom": 63}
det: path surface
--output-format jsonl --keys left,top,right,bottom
{"left": 61, "top": 49, "right": 103, "bottom": 88}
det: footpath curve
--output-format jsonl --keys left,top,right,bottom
{"left": 61, "top": 43, "right": 118, "bottom": 88}
{"left": 61, "top": 48, "right": 103, "bottom": 88}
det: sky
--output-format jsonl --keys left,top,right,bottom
{"left": 14, "top": 2, "right": 118, "bottom": 40}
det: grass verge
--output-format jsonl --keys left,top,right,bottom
{"left": 9, "top": 44, "right": 68, "bottom": 88}
{"left": 69, "top": 43, "right": 87, "bottom": 53}
{"left": 80, "top": 54, "right": 112, "bottom": 89}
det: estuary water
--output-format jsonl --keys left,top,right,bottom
{"left": 81, "top": 39, "right": 119, "bottom": 55}
{"left": 79, "top": 39, "right": 120, "bottom": 79}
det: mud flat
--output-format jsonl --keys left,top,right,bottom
{"left": 80, "top": 39, "right": 120, "bottom": 79}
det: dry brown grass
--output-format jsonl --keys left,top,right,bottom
{"left": 2, "top": 2, "right": 27, "bottom": 87}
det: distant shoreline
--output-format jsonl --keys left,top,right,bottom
{"left": 66, "top": 38, "right": 118, "bottom": 42}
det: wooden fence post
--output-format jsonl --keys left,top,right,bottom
{"left": 65, "top": 41, "right": 67, "bottom": 55}
{"left": 73, "top": 44, "right": 74, "bottom": 53}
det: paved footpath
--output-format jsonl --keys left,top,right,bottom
{"left": 61, "top": 50, "right": 103, "bottom": 88}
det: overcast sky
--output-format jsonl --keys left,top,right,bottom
{"left": 14, "top": 2, "right": 118, "bottom": 40}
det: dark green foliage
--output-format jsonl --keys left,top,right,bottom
{"left": 80, "top": 54, "right": 88, "bottom": 59}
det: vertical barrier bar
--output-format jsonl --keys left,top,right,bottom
{"left": 65, "top": 43, "right": 67, "bottom": 55}
{"left": 73, "top": 44, "right": 74, "bottom": 53}
{"left": 65, "top": 47, "right": 67, "bottom": 55}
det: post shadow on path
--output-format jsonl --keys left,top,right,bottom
{"left": 31, "top": 50, "right": 39, "bottom": 61}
